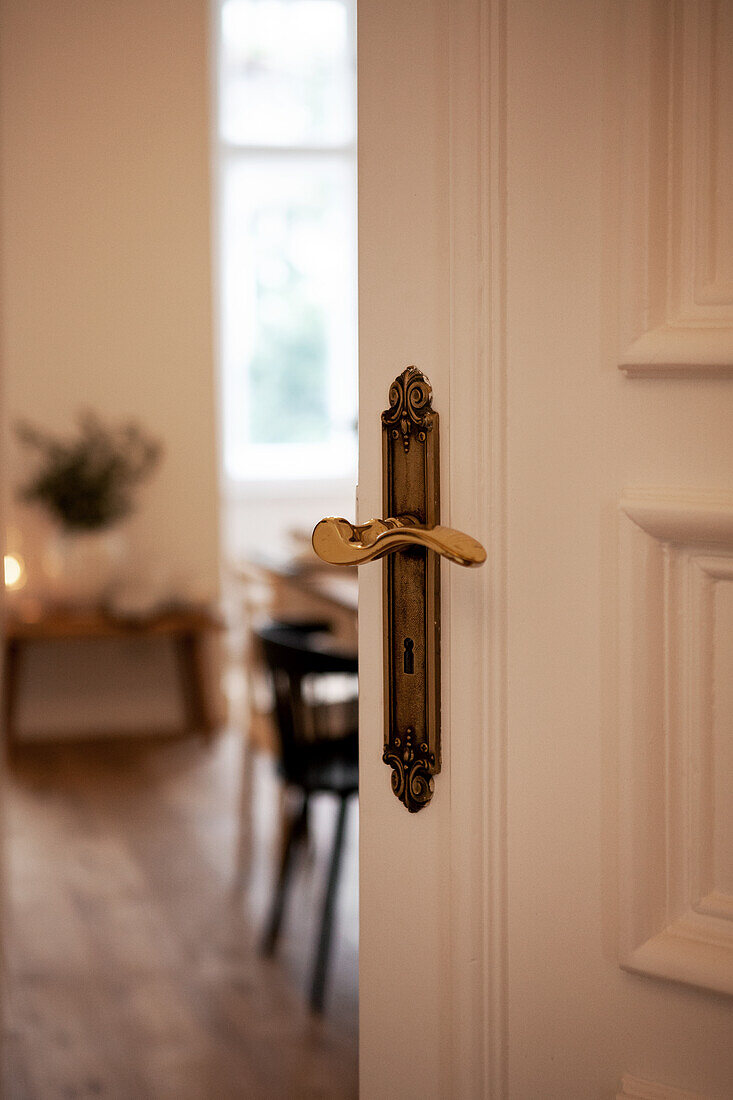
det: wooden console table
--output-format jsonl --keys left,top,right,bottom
{"left": 3, "top": 606, "right": 222, "bottom": 748}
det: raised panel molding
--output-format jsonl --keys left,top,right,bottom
{"left": 445, "top": 0, "right": 508, "bottom": 1095}
{"left": 618, "top": 1, "right": 733, "bottom": 377}
{"left": 618, "top": 1074, "right": 706, "bottom": 1100}
{"left": 619, "top": 490, "right": 733, "bottom": 995}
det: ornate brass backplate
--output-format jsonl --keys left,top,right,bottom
{"left": 381, "top": 367, "right": 440, "bottom": 812}
{"left": 311, "top": 366, "right": 485, "bottom": 813}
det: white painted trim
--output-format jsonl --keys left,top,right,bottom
{"left": 222, "top": 476, "right": 356, "bottom": 501}
{"left": 617, "top": 2, "right": 733, "bottom": 377}
{"left": 619, "top": 489, "right": 733, "bottom": 996}
{"left": 621, "top": 488, "right": 733, "bottom": 545}
{"left": 618, "top": 1073, "right": 706, "bottom": 1100}
{"left": 620, "top": 329, "right": 733, "bottom": 378}
{"left": 446, "top": 0, "right": 508, "bottom": 1095}
{"left": 220, "top": 141, "right": 356, "bottom": 158}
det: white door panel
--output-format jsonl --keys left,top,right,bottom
{"left": 358, "top": 2, "right": 733, "bottom": 1097}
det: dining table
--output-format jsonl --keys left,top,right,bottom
{"left": 235, "top": 540, "right": 358, "bottom": 650}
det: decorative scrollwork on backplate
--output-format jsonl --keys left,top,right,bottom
{"left": 380, "top": 366, "right": 440, "bottom": 812}
{"left": 382, "top": 728, "right": 436, "bottom": 813}
{"left": 381, "top": 365, "right": 435, "bottom": 453}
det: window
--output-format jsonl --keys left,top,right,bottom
{"left": 217, "top": 0, "right": 357, "bottom": 484}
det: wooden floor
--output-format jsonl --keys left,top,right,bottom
{"left": 0, "top": 730, "right": 358, "bottom": 1099}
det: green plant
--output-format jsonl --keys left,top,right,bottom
{"left": 15, "top": 412, "right": 163, "bottom": 531}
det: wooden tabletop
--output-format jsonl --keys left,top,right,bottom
{"left": 302, "top": 573, "right": 358, "bottom": 614}
{"left": 238, "top": 552, "right": 358, "bottom": 616}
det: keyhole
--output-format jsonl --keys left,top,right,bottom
{"left": 403, "top": 637, "right": 415, "bottom": 674}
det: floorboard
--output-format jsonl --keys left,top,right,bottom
{"left": 1, "top": 730, "right": 358, "bottom": 1099}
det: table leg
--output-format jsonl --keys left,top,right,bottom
{"left": 233, "top": 735, "right": 255, "bottom": 891}
{"left": 176, "top": 631, "right": 213, "bottom": 737}
{"left": 3, "top": 639, "right": 22, "bottom": 753}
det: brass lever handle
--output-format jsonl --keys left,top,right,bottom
{"left": 312, "top": 515, "right": 487, "bottom": 568}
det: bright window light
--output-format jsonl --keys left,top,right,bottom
{"left": 217, "top": 0, "right": 357, "bottom": 483}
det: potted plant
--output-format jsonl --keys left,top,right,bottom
{"left": 15, "top": 411, "right": 162, "bottom": 608}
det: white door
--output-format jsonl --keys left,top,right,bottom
{"left": 356, "top": 2, "right": 733, "bottom": 1097}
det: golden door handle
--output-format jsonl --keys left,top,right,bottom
{"left": 312, "top": 515, "right": 487, "bottom": 568}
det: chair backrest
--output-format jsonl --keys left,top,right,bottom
{"left": 254, "top": 622, "right": 358, "bottom": 782}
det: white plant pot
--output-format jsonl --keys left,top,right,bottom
{"left": 43, "top": 528, "right": 126, "bottom": 610}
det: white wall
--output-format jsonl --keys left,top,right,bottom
{"left": 0, "top": 0, "right": 220, "bottom": 735}
{"left": 0, "top": 0, "right": 219, "bottom": 604}
{"left": 222, "top": 481, "right": 356, "bottom": 565}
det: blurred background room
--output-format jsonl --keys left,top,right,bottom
{"left": 0, "top": 1, "right": 358, "bottom": 1096}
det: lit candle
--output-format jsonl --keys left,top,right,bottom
{"left": 4, "top": 552, "right": 26, "bottom": 590}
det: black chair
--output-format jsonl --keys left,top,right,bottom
{"left": 254, "top": 621, "right": 358, "bottom": 1012}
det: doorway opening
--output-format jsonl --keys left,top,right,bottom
{"left": 0, "top": 0, "right": 359, "bottom": 1094}
{"left": 215, "top": 0, "right": 360, "bottom": 1037}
